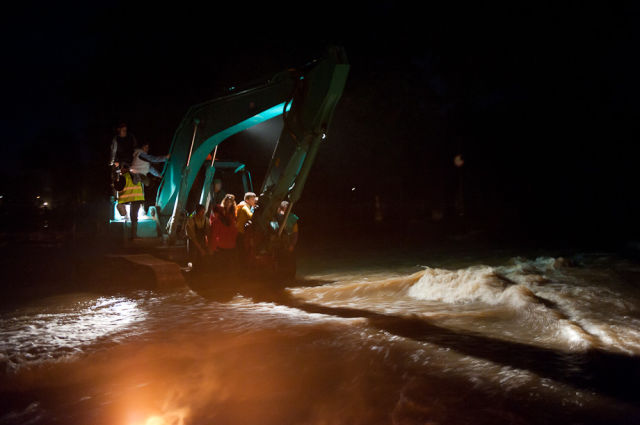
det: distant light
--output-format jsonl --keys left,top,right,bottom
{"left": 321, "top": 133, "right": 326, "bottom": 140}
{"left": 36, "top": 195, "right": 40, "bottom": 199}
{"left": 42, "top": 202, "right": 49, "bottom": 206}
{"left": 352, "top": 187, "right": 356, "bottom": 191}
{"left": 229, "top": 86, "right": 236, "bottom": 91}
{"left": 0, "top": 195, "right": 3, "bottom": 199}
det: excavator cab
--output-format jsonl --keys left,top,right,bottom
{"left": 188, "top": 160, "right": 254, "bottom": 212}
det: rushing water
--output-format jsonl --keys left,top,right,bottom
{"left": 1, "top": 250, "right": 640, "bottom": 424}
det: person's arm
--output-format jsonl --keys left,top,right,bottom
{"left": 138, "top": 151, "right": 169, "bottom": 163}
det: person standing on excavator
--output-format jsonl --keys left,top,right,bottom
{"left": 209, "top": 194, "right": 238, "bottom": 251}
{"left": 109, "top": 122, "right": 137, "bottom": 168}
{"left": 211, "top": 178, "right": 226, "bottom": 207}
{"left": 186, "top": 204, "right": 210, "bottom": 270}
{"left": 130, "top": 142, "right": 169, "bottom": 181}
{"left": 130, "top": 142, "right": 169, "bottom": 213}
{"left": 208, "top": 194, "right": 238, "bottom": 272}
{"left": 236, "top": 192, "right": 256, "bottom": 233}
{"left": 276, "top": 201, "right": 299, "bottom": 251}
{"left": 113, "top": 162, "right": 145, "bottom": 240}
{"left": 273, "top": 201, "right": 299, "bottom": 277}
{"left": 235, "top": 192, "right": 257, "bottom": 263}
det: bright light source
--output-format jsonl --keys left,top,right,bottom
{"left": 322, "top": 133, "right": 326, "bottom": 140}
{"left": 36, "top": 195, "right": 41, "bottom": 199}
{"left": 111, "top": 203, "right": 154, "bottom": 223}
{"left": 42, "top": 202, "right": 49, "bottom": 206}
{"left": 352, "top": 187, "right": 356, "bottom": 191}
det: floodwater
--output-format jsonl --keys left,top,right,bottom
{"left": 1, "top": 249, "right": 640, "bottom": 424}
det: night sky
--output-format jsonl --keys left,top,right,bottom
{"left": 3, "top": 2, "right": 640, "bottom": 246}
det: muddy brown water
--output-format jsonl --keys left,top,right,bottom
{"left": 1, "top": 247, "right": 640, "bottom": 424}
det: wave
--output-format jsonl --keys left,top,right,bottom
{"left": 294, "top": 263, "right": 545, "bottom": 309}
{"left": 292, "top": 256, "right": 640, "bottom": 353}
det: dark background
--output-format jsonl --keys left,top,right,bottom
{"left": 1, "top": 1, "right": 639, "bottom": 249}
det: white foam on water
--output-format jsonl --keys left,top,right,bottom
{"left": 0, "top": 296, "right": 147, "bottom": 369}
{"left": 291, "top": 256, "right": 640, "bottom": 353}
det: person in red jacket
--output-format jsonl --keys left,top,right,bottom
{"left": 208, "top": 194, "right": 238, "bottom": 271}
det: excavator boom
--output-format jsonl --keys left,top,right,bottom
{"left": 155, "top": 47, "right": 349, "bottom": 243}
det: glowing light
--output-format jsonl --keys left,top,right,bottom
{"left": 321, "top": 133, "right": 326, "bottom": 140}
{"left": 111, "top": 203, "right": 155, "bottom": 223}
{"left": 42, "top": 202, "right": 49, "bottom": 207}
{"left": 133, "top": 408, "right": 189, "bottom": 425}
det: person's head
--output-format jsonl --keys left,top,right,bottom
{"left": 244, "top": 192, "right": 257, "bottom": 207}
{"left": 222, "top": 193, "right": 236, "bottom": 210}
{"left": 194, "top": 204, "right": 206, "bottom": 218}
{"left": 278, "top": 201, "right": 290, "bottom": 216}
{"left": 213, "top": 178, "right": 222, "bottom": 192}
{"left": 117, "top": 122, "right": 127, "bottom": 138}
{"left": 141, "top": 143, "right": 150, "bottom": 153}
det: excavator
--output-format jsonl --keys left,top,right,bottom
{"left": 111, "top": 46, "right": 349, "bottom": 278}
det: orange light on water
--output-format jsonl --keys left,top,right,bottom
{"left": 143, "top": 408, "right": 189, "bottom": 425}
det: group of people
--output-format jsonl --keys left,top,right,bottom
{"left": 110, "top": 122, "right": 169, "bottom": 239}
{"left": 185, "top": 190, "right": 299, "bottom": 275}
{"left": 110, "top": 121, "right": 300, "bottom": 273}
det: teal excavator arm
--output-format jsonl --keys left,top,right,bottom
{"left": 155, "top": 46, "right": 349, "bottom": 242}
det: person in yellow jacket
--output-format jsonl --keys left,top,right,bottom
{"left": 235, "top": 192, "right": 257, "bottom": 264}
{"left": 235, "top": 192, "right": 257, "bottom": 233}
{"left": 113, "top": 163, "right": 145, "bottom": 240}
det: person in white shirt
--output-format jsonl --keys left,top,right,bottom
{"left": 130, "top": 143, "right": 169, "bottom": 180}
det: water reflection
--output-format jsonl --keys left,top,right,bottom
{"left": 1, "top": 295, "right": 146, "bottom": 368}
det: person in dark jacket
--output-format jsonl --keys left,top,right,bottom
{"left": 211, "top": 178, "right": 227, "bottom": 207}
{"left": 186, "top": 204, "right": 210, "bottom": 270}
{"left": 109, "top": 122, "right": 138, "bottom": 168}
